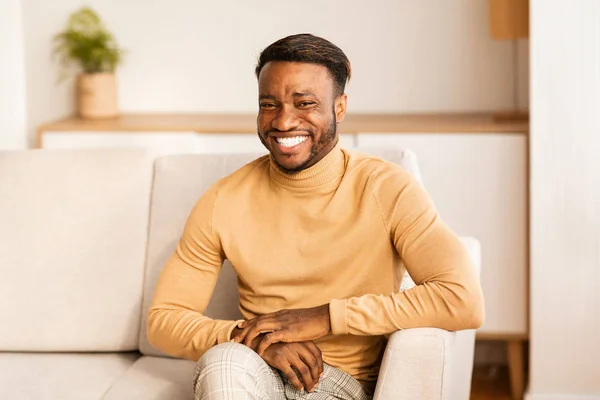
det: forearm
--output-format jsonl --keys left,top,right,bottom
{"left": 148, "top": 307, "right": 241, "bottom": 360}
{"left": 329, "top": 279, "right": 484, "bottom": 336}
{"left": 147, "top": 252, "right": 240, "bottom": 360}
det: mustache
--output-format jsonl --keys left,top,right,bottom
{"left": 265, "top": 128, "right": 313, "bottom": 136}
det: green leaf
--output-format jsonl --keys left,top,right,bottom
{"left": 52, "top": 7, "right": 124, "bottom": 79}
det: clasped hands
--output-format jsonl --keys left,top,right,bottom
{"left": 230, "top": 304, "right": 331, "bottom": 392}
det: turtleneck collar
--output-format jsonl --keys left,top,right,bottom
{"left": 268, "top": 142, "right": 345, "bottom": 189}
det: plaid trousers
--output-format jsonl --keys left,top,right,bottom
{"left": 194, "top": 342, "right": 372, "bottom": 400}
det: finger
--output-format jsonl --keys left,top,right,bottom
{"left": 233, "top": 316, "right": 272, "bottom": 343}
{"left": 242, "top": 325, "right": 260, "bottom": 347}
{"left": 291, "top": 357, "right": 315, "bottom": 393}
{"left": 232, "top": 323, "right": 252, "bottom": 343}
{"left": 305, "top": 341, "right": 324, "bottom": 378}
{"left": 280, "top": 365, "right": 304, "bottom": 391}
{"left": 229, "top": 326, "right": 243, "bottom": 343}
{"left": 244, "top": 320, "right": 279, "bottom": 349}
{"left": 235, "top": 320, "right": 262, "bottom": 345}
{"left": 248, "top": 334, "right": 264, "bottom": 351}
{"left": 297, "top": 345, "right": 320, "bottom": 391}
{"left": 257, "top": 331, "right": 285, "bottom": 356}
{"left": 244, "top": 327, "right": 273, "bottom": 349}
{"left": 244, "top": 330, "right": 260, "bottom": 348}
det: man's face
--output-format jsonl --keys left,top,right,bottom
{"left": 257, "top": 61, "right": 346, "bottom": 173}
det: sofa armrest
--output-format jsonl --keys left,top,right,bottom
{"left": 373, "top": 328, "right": 455, "bottom": 400}
{"left": 373, "top": 237, "right": 481, "bottom": 400}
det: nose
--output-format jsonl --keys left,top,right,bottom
{"left": 270, "top": 105, "right": 299, "bottom": 132}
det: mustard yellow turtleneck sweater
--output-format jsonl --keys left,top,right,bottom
{"left": 147, "top": 144, "right": 484, "bottom": 383}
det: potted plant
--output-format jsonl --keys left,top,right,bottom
{"left": 53, "top": 7, "right": 124, "bottom": 119}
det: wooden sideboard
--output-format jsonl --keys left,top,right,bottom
{"left": 38, "top": 112, "right": 529, "bottom": 399}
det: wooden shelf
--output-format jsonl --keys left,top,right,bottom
{"left": 477, "top": 332, "right": 528, "bottom": 341}
{"left": 38, "top": 112, "right": 529, "bottom": 135}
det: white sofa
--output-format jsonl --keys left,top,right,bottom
{"left": 0, "top": 147, "right": 480, "bottom": 399}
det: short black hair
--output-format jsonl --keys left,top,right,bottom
{"left": 255, "top": 33, "right": 352, "bottom": 97}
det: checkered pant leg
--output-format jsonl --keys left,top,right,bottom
{"left": 194, "top": 342, "right": 372, "bottom": 400}
{"left": 278, "top": 363, "right": 372, "bottom": 400}
{"left": 194, "top": 342, "right": 285, "bottom": 399}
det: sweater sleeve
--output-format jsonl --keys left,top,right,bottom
{"left": 329, "top": 165, "right": 485, "bottom": 335}
{"left": 147, "top": 182, "right": 242, "bottom": 360}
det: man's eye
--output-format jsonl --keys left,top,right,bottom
{"left": 298, "top": 102, "right": 315, "bottom": 108}
{"left": 260, "top": 103, "right": 276, "bottom": 110}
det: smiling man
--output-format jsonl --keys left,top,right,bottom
{"left": 256, "top": 60, "right": 340, "bottom": 173}
{"left": 148, "top": 34, "right": 484, "bottom": 400}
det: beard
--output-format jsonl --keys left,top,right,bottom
{"left": 258, "top": 109, "right": 338, "bottom": 174}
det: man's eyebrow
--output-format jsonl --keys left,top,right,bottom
{"left": 259, "top": 94, "right": 277, "bottom": 100}
{"left": 293, "top": 92, "right": 316, "bottom": 97}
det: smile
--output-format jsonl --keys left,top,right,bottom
{"left": 274, "top": 136, "right": 308, "bottom": 148}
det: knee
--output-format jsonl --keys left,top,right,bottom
{"left": 198, "top": 342, "right": 255, "bottom": 367}
{"left": 194, "top": 343, "right": 270, "bottom": 396}
{"left": 194, "top": 342, "right": 257, "bottom": 383}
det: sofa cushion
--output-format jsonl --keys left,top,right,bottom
{"left": 0, "top": 352, "right": 138, "bottom": 400}
{"left": 103, "top": 356, "right": 196, "bottom": 400}
{"left": 140, "top": 148, "right": 423, "bottom": 356}
{"left": 139, "top": 153, "right": 262, "bottom": 356}
{"left": 0, "top": 150, "right": 153, "bottom": 351}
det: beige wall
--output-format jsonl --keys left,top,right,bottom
{"left": 21, "top": 0, "right": 524, "bottom": 145}
{"left": 0, "top": 0, "right": 27, "bottom": 150}
{"left": 529, "top": 0, "right": 600, "bottom": 398}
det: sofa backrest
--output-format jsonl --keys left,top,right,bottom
{"left": 0, "top": 149, "right": 153, "bottom": 352}
{"left": 139, "top": 147, "right": 423, "bottom": 356}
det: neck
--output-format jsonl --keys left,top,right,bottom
{"left": 268, "top": 140, "right": 345, "bottom": 189}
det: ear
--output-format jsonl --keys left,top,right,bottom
{"left": 335, "top": 94, "right": 347, "bottom": 123}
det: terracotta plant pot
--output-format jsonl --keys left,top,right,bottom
{"left": 77, "top": 73, "right": 119, "bottom": 119}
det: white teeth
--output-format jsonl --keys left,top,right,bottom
{"left": 275, "top": 136, "right": 308, "bottom": 147}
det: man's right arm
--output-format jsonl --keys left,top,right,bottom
{"left": 147, "top": 183, "right": 243, "bottom": 361}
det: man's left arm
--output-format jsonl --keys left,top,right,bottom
{"left": 330, "top": 166, "right": 484, "bottom": 336}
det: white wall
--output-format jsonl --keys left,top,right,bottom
{"left": 529, "top": 0, "right": 600, "bottom": 399}
{"left": 0, "top": 0, "right": 27, "bottom": 150}
{"left": 22, "top": 0, "right": 520, "bottom": 141}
